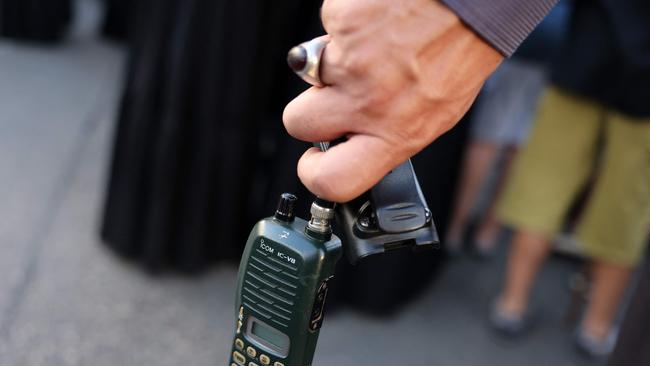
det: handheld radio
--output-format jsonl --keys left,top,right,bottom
{"left": 228, "top": 194, "right": 342, "bottom": 366}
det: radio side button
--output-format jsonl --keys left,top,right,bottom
{"left": 309, "top": 280, "right": 331, "bottom": 331}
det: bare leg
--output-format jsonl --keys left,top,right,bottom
{"left": 446, "top": 141, "right": 500, "bottom": 249}
{"left": 474, "top": 146, "right": 519, "bottom": 253}
{"left": 498, "top": 230, "right": 551, "bottom": 316}
{"left": 582, "top": 261, "right": 633, "bottom": 339}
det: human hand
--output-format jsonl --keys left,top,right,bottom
{"left": 283, "top": 0, "right": 503, "bottom": 202}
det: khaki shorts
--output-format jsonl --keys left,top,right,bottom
{"left": 497, "top": 87, "right": 650, "bottom": 266}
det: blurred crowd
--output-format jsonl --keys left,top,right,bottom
{"left": 1, "top": 0, "right": 648, "bottom": 364}
{"left": 446, "top": 0, "right": 649, "bottom": 363}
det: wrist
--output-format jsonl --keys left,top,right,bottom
{"left": 440, "top": 0, "right": 559, "bottom": 56}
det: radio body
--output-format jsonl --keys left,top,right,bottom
{"left": 228, "top": 197, "right": 342, "bottom": 366}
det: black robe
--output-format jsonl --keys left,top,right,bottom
{"left": 0, "top": 0, "right": 72, "bottom": 42}
{"left": 102, "top": 0, "right": 133, "bottom": 40}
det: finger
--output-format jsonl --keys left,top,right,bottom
{"left": 283, "top": 85, "right": 360, "bottom": 142}
{"left": 283, "top": 38, "right": 356, "bottom": 142}
{"left": 318, "top": 37, "right": 344, "bottom": 87}
{"left": 297, "top": 135, "right": 402, "bottom": 202}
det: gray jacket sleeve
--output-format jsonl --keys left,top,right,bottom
{"left": 441, "top": 0, "right": 559, "bottom": 56}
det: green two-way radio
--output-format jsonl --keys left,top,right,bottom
{"left": 227, "top": 162, "right": 439, "bottom": 366}
{"left": 228, "top": 195, "right": 342, "bottom": 366}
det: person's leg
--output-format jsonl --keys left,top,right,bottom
{"left": 473, "top": 61, "right": 548, "bottom": 255}
{"left": 474, "top": 146, "right": 518, "bottom": 254}
{"left": 498, "top": 230, "right": 551, "bottom": 316}
{"left": 582, "top": 261, "right": 632, "bottom": 339}
{"left": 446, "top": 61, "right": 515, "bottom": 251}
{"left": 574, "top": 111, "right": 650, "bottom": 349}
{"left": 494, "top": 87, "right": 603, "bottom": 323}
{"left": 446, "top": 141, "right": 500, "bottom": 249}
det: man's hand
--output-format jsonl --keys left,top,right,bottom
{"left": 283, "top": 0, "right": 503, "bottom": 202}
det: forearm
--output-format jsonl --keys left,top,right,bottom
{"left": 441, "top": 0, "right": 559, "bottom": 56}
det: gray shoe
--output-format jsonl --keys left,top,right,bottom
{"left": 574, "top": 326, "right": 618, "bottom": 360}
{"left": 489, "top": 300, "right": 538, "bottom": 338}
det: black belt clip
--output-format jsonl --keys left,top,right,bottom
{"left": 336, "top": 159, "right": 439, "bottom": 264}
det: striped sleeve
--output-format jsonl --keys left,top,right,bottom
{"left": 441, "top": 0, "right": 559, "bottom": 56}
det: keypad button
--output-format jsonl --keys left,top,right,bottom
{"left": 235, "top": 338, "right": 245, "bottom": 350}
{"left": 246, "top": 346, "right": 257, "bottom": 358}
{"left": 259, "top": 354, "right": 271, "bottom": 365}
{"left": 274, "top": 362, "right": 285, "bottom": 366}
{"left": 231, "top": 364, "right": 237, "bottom": 366}
{"left": 248, "top": 363, "right": 259, "bottom": 366}
{"left": 232, "top": 351, "right": 246, "bottom": 365}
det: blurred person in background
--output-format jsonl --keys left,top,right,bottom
{"left": 446, "top": 4, "right": 570, "bottom": 257}
{"left": 100, "top": 0, "right": 453, "bottom": 313}
{"left": 491, "top": 0, "right": 650, "bottom": 359}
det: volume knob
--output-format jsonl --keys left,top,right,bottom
{"left": 274, "top": 193, "right": 298, "bottom": 222}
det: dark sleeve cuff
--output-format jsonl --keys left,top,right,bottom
{"left": 441, "top": 0, "right": 558, "bottom": 56}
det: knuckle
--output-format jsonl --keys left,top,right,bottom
{"left": 340, "top": 52, "right": 372, "bottom": 77}
{"left": 364, "top": 88, "right": 392, "bottom": 110}
{"left": 320, "top": 1, "right": 335, "bottom": 28}
{"left": 321, "top": 0, "right": 355, "bottom": 31}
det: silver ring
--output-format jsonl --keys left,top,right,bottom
{"left": 287, "top": 37, "right": 330, "bottom": 87}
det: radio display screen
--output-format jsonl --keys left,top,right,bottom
{"left": 247, "top": 317, "right": 290, "bottom": 356}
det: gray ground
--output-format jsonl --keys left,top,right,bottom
{"left": 0, "top": 2, "right": 602, "bottom": 365}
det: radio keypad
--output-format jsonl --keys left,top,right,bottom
{"left": 259, "top": 354, "right": 271, "bottom": 365}
{"left": 235, "top": 338, "right": 245, "bottom": 350}
{"left": 233, "top": 351, "right": 247, "bottom": 365}
{"left": 233, "top": 337, "right": 288, "bottom": 366}
{"left": 246, "top": 346, "right": 257, "bottom": 358}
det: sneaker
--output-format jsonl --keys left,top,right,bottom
{"left": 489, "top": 299, "right": 538, "bottom": 338}
{"left": 574, "top": 326, "right": 618, "bottom": 360}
